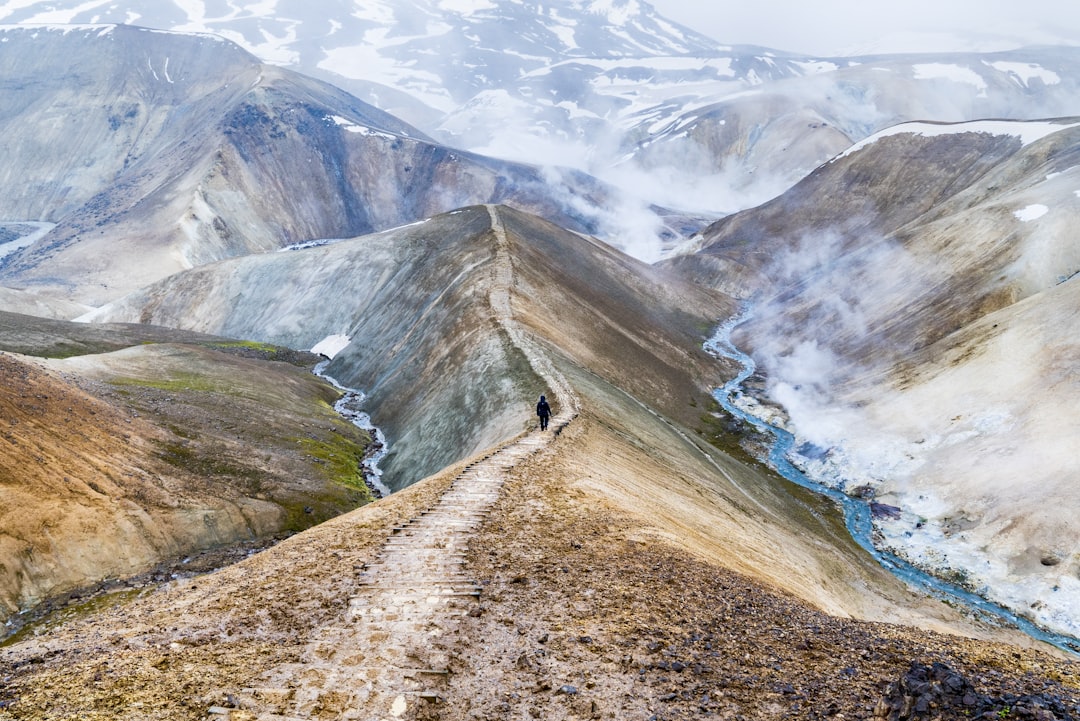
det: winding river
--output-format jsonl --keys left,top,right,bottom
{"left": 706, "top": 312, "right": 1080, "bottom": 656}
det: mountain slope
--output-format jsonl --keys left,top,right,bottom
{"left": 0, "top": 25, "right": 609, "bottom": 305}
{"left": 3, "top": 202, "right": 1077, "bottom": 717}
{"left": 667, "top": 117, "right": 1080, "bottom": 637}
{"left": 78, "top": 202, "right": 1053, "bottom": 639}
{"left": 0, "top": 312, "right": 374, "bottom": 627}
{"left": 86, "top": 205, "right": 730, "bottom": 490}
{"left": 8, "top": 199, "right": 1067, "bottom": 718}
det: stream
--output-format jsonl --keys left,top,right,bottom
{"left": 313, "top": 361, "right": 391, "bottom": 499}
{"left": 706, "top": 312, "right": 1080, "bottom": 656}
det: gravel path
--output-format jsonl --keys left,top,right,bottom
{"left": 237, "top": 206, "right": 579, "bottom": 719}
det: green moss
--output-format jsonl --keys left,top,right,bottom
{"left": 695, "top": 396, "right": 767, "bottom": 466}
{"left": 199, "top": 340, "right": 319, "bottom": 367}
{"left": 203, "top": 340, "right": 279, "bottom": 352}
{"left": 296, "top": 429, "right": 375, "bottom": 500}
{"left": 153, "top": 440, "right": 263, "bottom": 482}
{"left": 1, "top": 588, "right": 144, "bottom": 647}
{"left": 109, "top": 373, "right": 221, "bottom": 394}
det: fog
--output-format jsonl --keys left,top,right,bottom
{"left": 649, "top": 0, "right": 1080, "bottom": 56}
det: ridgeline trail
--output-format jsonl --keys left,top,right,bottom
{"left": 240, "top": 206, "right": 579, "bottom": 719}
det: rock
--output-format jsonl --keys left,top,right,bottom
{"left": 875, "top": 661, "right": 1079, "bottom": 720}
{"left": 557, "top": 685, "right": 578, "bottom": 695}
{"left": 870, "top": 502, "right": 902, "bottom": 520}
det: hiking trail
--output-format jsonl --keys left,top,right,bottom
{"left": 238, "top": 205, "right": 578, "bottom": 719}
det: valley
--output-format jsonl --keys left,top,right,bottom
{"left": 2, "top": 1, "right": 1080, "bottom": 718}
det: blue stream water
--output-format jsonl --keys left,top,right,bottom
{"left": 706, "top": 314, "right": 1080, "bottom": 656}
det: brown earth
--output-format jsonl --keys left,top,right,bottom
{"left": 2, "top": 393, "right": 1077, "bottom": 720}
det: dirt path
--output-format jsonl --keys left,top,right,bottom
{"left": 237, "top": 207, "right": 579, "bottom": 720}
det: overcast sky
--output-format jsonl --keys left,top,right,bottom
{"left": 649, "top": 0, "right": 1080, "bottom": 56}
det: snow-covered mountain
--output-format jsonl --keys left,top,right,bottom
{"left": 0, "top": 0, "right": 723, "bottom": 116}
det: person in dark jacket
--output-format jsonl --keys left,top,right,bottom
{"left": 536, "top": 394, "right": 551, "bottom": 430}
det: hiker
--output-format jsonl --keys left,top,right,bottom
{"left": 536, "top": 394, "right": 551, "bottom": 431}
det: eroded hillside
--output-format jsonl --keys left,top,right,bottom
{"left": 0, "top": 313, "right": 374, "bottom": 630}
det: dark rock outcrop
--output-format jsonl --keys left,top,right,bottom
{"left": 875, "top": 661, "right": 1080, "bottom": 720}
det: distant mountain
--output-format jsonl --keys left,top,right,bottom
{"left": 442, "top": 47, "right": 1080, "bottom": 216}
{"left": 0, "top": 0, "right": 725, "bottom": 115}
{"left": 6, "top": 3, "right": 1080, "bottom": 259}
{"left": 667, "top": 117, "right": 1080, "bottom": 637}
{"left": 0, "top": 25, "right": 612, "bottom": 305}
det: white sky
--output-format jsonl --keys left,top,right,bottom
{"left": 649, "top": 0, "right": 1080, "bottom": 56}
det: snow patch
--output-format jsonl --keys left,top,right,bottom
{"left": 1014, "top": 204, "right": 1049, "bottom": 222}
{"left": 985, "top": 60, "right": 1061, "bottom": 87}
{"left": 437, "top": 0, "right": 496, "bottom": 13}
{"left": 912, "top": 63, "right": 987, "bottom": 94}
{"left": 0, "top": 21, "right": 115, "bottom": 34}
{"left": 325, "top": 114, "right": 399, "bottom": 140}
{"left": 549, "top": 21, "right": 577, "bottom": 50}
{"left": 792, "top": 60, "right": 839, "bottom": 75}
{"left": 0, "top": 221, "right": 55, "bottom": 260}
{"left": 837, "top": 119, "right": 1080, "bottom": 161}
{"left": 311, "top": 334, "right": 351, "bottom": 360}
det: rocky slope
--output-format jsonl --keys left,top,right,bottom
{"left": 667, "top": 117, "right": 1080, "bottom": 637}
{"left": 0, "top": 312, "right": 374, "bottom": 630}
